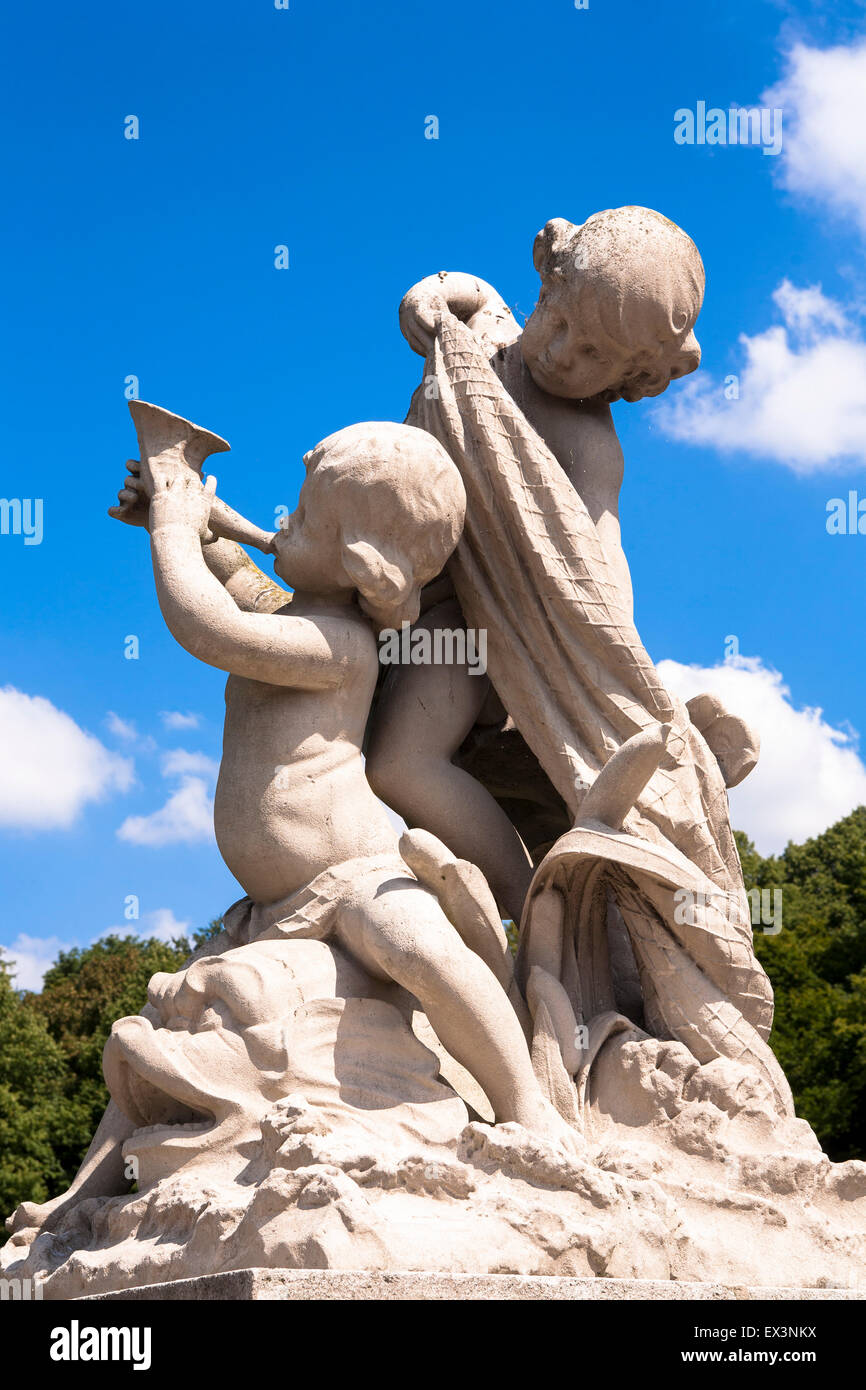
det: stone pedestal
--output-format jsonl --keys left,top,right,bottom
{"left": 80, "top": 1269, "right": 866, "bottom": 1301}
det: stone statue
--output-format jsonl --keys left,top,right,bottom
{"left": 4, "top": 209, "right": 865, "bottom": 1298}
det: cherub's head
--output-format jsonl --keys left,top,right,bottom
{"left": 271, "top": 422, "right": 465, "bottom": 628}
{"left": 520, "top": 206, "right": 705, "bottom": 403}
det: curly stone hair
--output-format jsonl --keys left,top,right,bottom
{"left": 532, "top": 206, "right": 705, "bottom": 403}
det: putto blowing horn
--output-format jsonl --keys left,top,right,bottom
{"left": 127, "top": 400, "right": 276, "bottom": 552}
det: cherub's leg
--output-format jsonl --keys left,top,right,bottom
{"left": 338, "top": 877, "right": 580, "bottom": 1151}
{"left": 7, "top": 1100, "right": 134, "bottom": 1235}
{"left": 366, "top": 600, "right": 534, "bottom": 922}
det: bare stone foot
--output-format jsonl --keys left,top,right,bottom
{"left": 520, "top": 1097, "right": 586, "bottom": 1161}
{"left": 7, "top": 1188, "right": 91, "bottom": 1238}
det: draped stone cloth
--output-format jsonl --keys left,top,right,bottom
{"left": 407, "top": 312, "right": 793, "bottom": 1113}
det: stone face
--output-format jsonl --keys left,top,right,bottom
{"left": 5, "top": 209, "right": 865, "bottom": 1299}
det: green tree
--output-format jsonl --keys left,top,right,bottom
{"left": 739, "top": 807, "right": 866, "bottom": 1160}
{"left": 1, "top": 921, "right": 227, "bottom": 1243}
{"left": 0, "top": 951, "right": 71, "bottom": 1221}
{"left": 29, "top": 934, "right": 193, "bottom": 1185}
{"left": 192, "top": 916, "right": 225, "bottom": 950}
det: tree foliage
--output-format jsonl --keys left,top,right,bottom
{"left": 0, "top": 919, "right": 224, "bottom": 1238}
{"left": 0, "top": 951, "right": 72, "bottom": 1222}
{"left": 739, "top": 807, "right": 866, "bottom": 1160}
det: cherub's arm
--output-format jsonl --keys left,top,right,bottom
{"left": 111, "top": 460, "right": 290, "bottom": 614}
{"left": 400, "top": 272, "right": 522, "bottom": 358}
{"left": 149, "top": 477, "right": 347, "bottom": 690}
{"left": 202, "top": 536, "right": 291, "bottom": 615}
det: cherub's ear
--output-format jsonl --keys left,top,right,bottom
{"left": 342, "top": 538, "right": 416, "bottom": 625}
{"left": 532, "top": 218, "right": 577, "bottom": 274}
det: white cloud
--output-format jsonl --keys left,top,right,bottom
{"left": 117, "top": 748, "right": 217, "bottom": 847}
{"left": 658, "top": 36, "right": 866, "bottom": 472}
{"left": 106, "top": 712, "right": 138, "bottom": 742}
{"left": 142, "top": 907, "right": 191, "bottom": 942}
{"left": 0, "top": 687, "right": 134, "bottom": 830}
{"left": 656, "top": 280, "right": 866, "bottom": 472}
{"left": 3, "top": 908, "right": 194, "bottom": 994}
{"left": 2, "top": 933, "right": 72, "bottom": 991}
{"left": 100, "top": 907, "right": 192, "bottom": 945}
{"left": 117, "top": 777, "right": 215, "bottom": 847}
{"left": 659, "top": 655, "right": 866, "bottom": 854}
{"left": 160, "top": 749, "right": 219, "bottom": 779}
{"left": 160, "top": 711, "right": 201, "bottom": 731}
{"left": 771, "top": 280, "right": 847, "bottom": 334}
{"left": 764, "top": 39, "right": 866, "bottom": 233}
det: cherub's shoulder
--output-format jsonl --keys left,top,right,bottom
{"left": 573, "top": 398, "right": 620, "bottom": 441}
{"left": 296, "top": 605, "right": 379, "bottom": 670}
{"left": 567, "top": 402, "right": 624, "bottom": 485}
{"left": 508, "top": 355, "right": 621, "bottom": 461}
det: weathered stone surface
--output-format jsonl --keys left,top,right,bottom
{"left": 80, "top": 1269, "right": 865, "bottom": 1302}
{"left": 5, "top": 210, "right": 865, "bottom": 1300}
{"left": 6, "top": 969, "right": 866, "bottom": 1299}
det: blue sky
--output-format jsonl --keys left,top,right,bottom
{"left": 3, "top": 0, "right": 866, "bottom": 987}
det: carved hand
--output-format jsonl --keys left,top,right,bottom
{"left": 400, "top": 272, "right": 521, "bottom": 357}
{"left": 149, "top": 471, "right": 218, "bottom": 539}
{"left": 109, "top": 459, "right": 150, "bottom": 529}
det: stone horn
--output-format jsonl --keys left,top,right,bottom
{"left": 128, "top": 400, "right": 276, "bottom": 552}
{"left": 128, "top": 400, "right": 231, "bottom": 490}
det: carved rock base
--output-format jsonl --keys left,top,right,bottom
{"left": 80, "top": 1269, "right": 866, "bottom": 1301}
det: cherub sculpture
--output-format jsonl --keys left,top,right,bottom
{"left": 7, "top": 404, "right": 582, "bottom": 1240}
